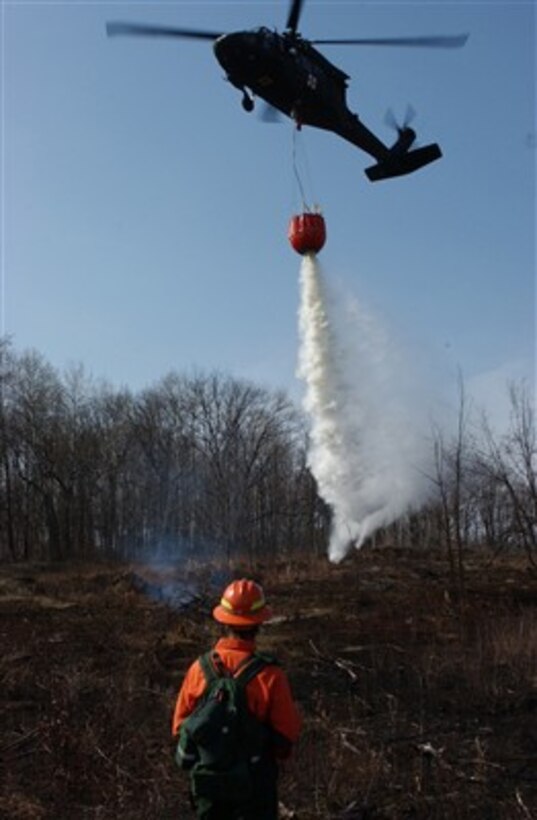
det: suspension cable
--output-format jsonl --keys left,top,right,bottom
{"left": 292, "top": 127, "right": 308, "bottom": 211}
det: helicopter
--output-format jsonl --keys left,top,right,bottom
{"left": 107, "top": 0, "right": 468, "bottom": 182}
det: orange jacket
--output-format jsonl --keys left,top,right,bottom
{"left": 172, "top": 637, "right": 302, "bottom": 756}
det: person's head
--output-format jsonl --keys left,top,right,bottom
{"left": 212, "top": 579, "right": 272, "bottom": 633}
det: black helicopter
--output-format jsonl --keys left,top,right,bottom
{"left": 107, "top": 0, "right": 468, "bottom": 182}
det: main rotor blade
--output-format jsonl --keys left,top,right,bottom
{"left": 312, "top": 34, "right": 469, "bottom": 48}
{"left": 106, "top": 22, "right": 223, "bottom": 41}
{"left": 286, "top": 0, "right": 305, "bottom": 34}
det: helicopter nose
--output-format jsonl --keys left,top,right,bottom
{"left": 213, "top": 34, "right": 236, "bottom": 68}
{"left": 213, "top": 32, "right": 254, "bottom": 72}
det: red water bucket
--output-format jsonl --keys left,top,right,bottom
{"left": 288, "top": 212, "right": 326, "bottom": 255}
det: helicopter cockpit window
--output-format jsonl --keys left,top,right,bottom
{"left": 258, "top": 27, "right": 277, "bottom": 50}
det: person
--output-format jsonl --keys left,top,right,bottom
{"left": 172, "top": 578, "right": 302, "bottom": 820}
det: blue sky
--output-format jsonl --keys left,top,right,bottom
{"left": 2, "top": 0, "right": 535, "bottom": 422}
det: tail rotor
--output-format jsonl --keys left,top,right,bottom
{"left": 385, "top": 104, "right": 418, "bottom": 150}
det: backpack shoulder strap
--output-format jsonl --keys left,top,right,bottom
{"left": 198, "top": 651, "right": 225, "bottom": 686}
{"left": 233, "top": 652, "right": 276, "bottom": 688}
{"left": 255, "top": 651, "right": 279, "bottom": 667}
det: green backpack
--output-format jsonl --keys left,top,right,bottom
{"left": 176, "top": 651, "right": 273, "bottom": 803}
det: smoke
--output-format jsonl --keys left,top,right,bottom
{"left": 297, "top": 254, "right": 434, "bottom": 563}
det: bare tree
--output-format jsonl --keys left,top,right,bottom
{"left": 0, "top": 339, "right": 17, "bottom": 560}
{"left": 478, "top": 381, "right": 536, "bottom": 566}
{"left": 184, "top": 373, "right": 302, "bottom": 560}
{"left": 431, "top": 373, "right": 474, "bottom": 595}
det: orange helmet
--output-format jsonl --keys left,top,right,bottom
{"left": 213, "top": 579, "right": 272, "bottom": 626}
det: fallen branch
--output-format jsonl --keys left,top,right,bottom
{"left": 0, "top": 728, "right": 40, "bottom": 757}
{"left": 515, "top": 789, "right": 533, "bottom": 819}
{"left": 309, "top": 639, "right": 367, "bottom": 679}
{"left": 93, "top": 743, "right": 138, "bottom": 782}
{"left": 339, "top": 733, "right": 361, "bottom": 755}
{"left": 334, "top": 659, "right": 359, "bottom": 681}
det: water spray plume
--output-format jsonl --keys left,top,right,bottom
{"left": 297, "top": 255, "right": 433, "bottom": 563}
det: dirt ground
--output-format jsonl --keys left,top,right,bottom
{"left": 1, "top": 548, "right": 536, "bottom": 819}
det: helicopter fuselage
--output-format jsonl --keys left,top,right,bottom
{"left": 213, "top": 27, "right": 443, "bottom": 180}
{"left": 215, "top": 30, "right": 347, "bottom": 125}
{"left": 214, "top": 28, "right": 392, "bottom": 160}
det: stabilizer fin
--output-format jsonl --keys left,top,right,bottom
{"left": 365, "top": 143, "right": 442, "bottom": 181}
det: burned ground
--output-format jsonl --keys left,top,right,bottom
{"left": 1, "top": 549, "right": 536, "bottom": 819}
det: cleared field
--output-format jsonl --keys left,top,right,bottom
{"left": 1, "top": 549, "right": 535, "bottom": 819}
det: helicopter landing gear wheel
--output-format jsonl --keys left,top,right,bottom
{"left": 241, "top": 92, "right": 254, "bottom": 113}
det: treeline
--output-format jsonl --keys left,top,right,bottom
{"left": 0, "top": 340, "right": 327, "bottom": 562}
{"left": 0, "top": 339, "right": 535, "bottom": 569}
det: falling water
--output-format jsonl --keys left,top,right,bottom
{"left": 297, "top": 254, "right": 434, "bottom": 562}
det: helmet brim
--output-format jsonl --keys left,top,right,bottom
{"left": 212, "top": 603, "right": 273, "bottom": 626}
